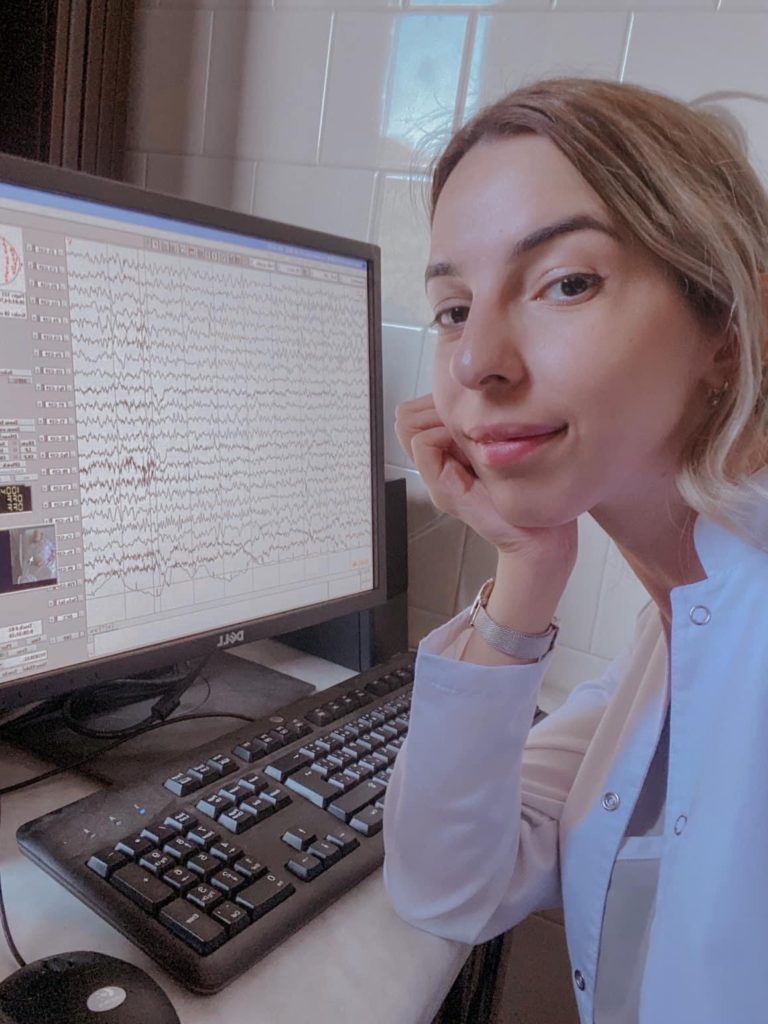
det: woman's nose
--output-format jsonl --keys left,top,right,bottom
{"left": 449, "top": 308, "right": 526, "bottom": 391}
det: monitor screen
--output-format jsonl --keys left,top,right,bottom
{"left": 0, "top": 155, "right": 385, "bottom": 713}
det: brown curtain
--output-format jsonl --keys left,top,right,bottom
{"left": 0, "top": 0, "right": 134, "bottom": 178}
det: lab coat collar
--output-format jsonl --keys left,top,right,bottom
{"left": 692, "top": 466, "right": 768, "bottom": 578}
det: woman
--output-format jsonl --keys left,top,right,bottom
{"left": 382, "top": 77, "right": 768, "bottom": 1024}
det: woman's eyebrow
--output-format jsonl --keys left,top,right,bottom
{"left": 424, "top": 213, "right": 620, "bottom": 286}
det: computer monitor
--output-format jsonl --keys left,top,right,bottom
{"left": 0, "top": 153, "right": 386, "bottom": 715}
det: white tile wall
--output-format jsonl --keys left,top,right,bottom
{"left": 321, "top": 13, "right": 466, "bottom": 170}
{"left": 251, "top": 162, "right": 376, "bottom": 237}
{"left": 465, "top": 11, "right": 630, "bottom": 117}
{"left": 146, "top": 153, "right": 256, "bottom": 210}
{"left": 128, "top": 9, "right": 213, "bottom": 154}
{"left": 372, "top": 172, "right": 433, "bottom": 327}
{"left": 126, "top": 2, "right": 768, "bottom": 705}
{"left": 205, "top": 11, "right": 332, "bottom": 161}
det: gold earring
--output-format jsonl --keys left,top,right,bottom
{"left": 709, "top": 380, "right": 730, "bottom": 408}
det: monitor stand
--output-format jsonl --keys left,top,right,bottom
{"left": 0, "top": 650, "right": 315, "bottom": 787}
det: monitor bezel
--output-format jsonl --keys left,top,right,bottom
{"left": 0, "top": 153, "right": 387, "bottom": 714}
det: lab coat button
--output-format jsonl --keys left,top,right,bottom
{"left": 674, "top": 814, "right": 688, "bottom": 835}
{"left": 601, "top": 792, "right": 620, "bottom": 811}
{"left": 689, "top": 605, "right": 711, "bottom": 625}
{"left": 574, "top": 970, "right": 586, "bottom": 991}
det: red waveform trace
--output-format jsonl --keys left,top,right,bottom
{"left": 1, "top": 235, "right": 22, "bottom": 286}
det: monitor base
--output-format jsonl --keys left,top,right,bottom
{"left": 0, "top": 650, "right": 314, "bottom": 787}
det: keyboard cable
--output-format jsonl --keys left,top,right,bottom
{"left": 0, "top": 796, "right": 27, "bottom": 969}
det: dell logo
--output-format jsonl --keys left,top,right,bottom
{"left": 217, "top": 629, "right": 244, "bottom": 648}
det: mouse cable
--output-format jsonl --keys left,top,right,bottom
{"left": 0, "top": 709, "right": 256, "bottom": 799}
{"left": 0, "top": 797, "right": 27, "bottom": 969}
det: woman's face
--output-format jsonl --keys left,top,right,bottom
{"left": 428, "top": 134, "right": 724, "bottom": 528}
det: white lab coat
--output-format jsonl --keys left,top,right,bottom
{"left": 383, "top": 483, "right": 768, "bottom": 1024}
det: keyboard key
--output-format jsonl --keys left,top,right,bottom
{"left": 115, "top": 833, "right": 154, "bottom": 861}
{"left": 208, "top": 754, "right": 237, "bottom": 777}
{"left": 264, "top": 750, "right": 312, "bottom": 782}
{"left": 237, "top": 797, "right": 273, "bottom": 823}
{"left": 307, "top": 840, "right": 342, "bottom": 867}
{"left": 218, "top": 807, "right": 257, "bottom": 834}
{"left": 260, "top": 787, "right": 292, "bottom": 810}
{"left": 350, "top": 804, "right": 384, "bottom": 837}
{"left": 111, "top": 863, "right": 174, "bottom": 914}
{"left": 314, "top": 733, "right": 342, "bottom": 753}
{"left": 328, "top": 780, "right": 386, "bottom": 823}
{"left": 305, "top": 706, "right": 334, "bottom": 727}
{"left": 86, "top": 847, "right": 128, "bottom": 879}
{"left": 238, "top": 772, "right": 269, "bottom": 794}
{"left": 286, "top": 853, "right": 324, "bottom": 882}
{"left": 310, "top": 756, "right": 339, "bottom": 779}
{"left": 349, "top": 688, "right": 374, "bottom": 707}
{"left": 187, "top": 826, "right": 219, "bottom": 849}
{"left": 327, "top": 747, "right": 356, "bottom": 770}
{"left": 343, "top": 763, "right": 373, "bottom": 784}
{"left": 140, "top": 823, "right": 177, "bottom": 847}
{"left": 267, "top": 727, "right": 293, "bottom": 747}
{"left": 236, "top": 874, "right": 295, "bottom": 919}
{"left": 232, "top": 739, "right": 263, "bottom": 763}
{"left": 164, "top": 772, "right": 200, "bottom": 797}
{"left": 327, "top": 772, "right": 355, "bottom": 793}
{"left": 364, "top": 678, "right": 391, "bottom": 698}
{"left": 281, "top": 827, "right": 317, "bottom": 852}
{"left": 159, "top": 899, "right": 227, "bottom": 955}
{"left": 163, "top": 836, "right": 197, "bottom": 862}
{"left": 233, "top": 857, "right": 267, "bottom": 882}
{"left": 196, "top": 792, "right": 234, "bottom": 819}
{"left": 218, "top": 780, "right": 256, "bottom": 803}
{"left": 212, "top": 900, "right": 250, "bottom": 937}
{"left": 186, "top": 882, "right": 224, "bottom": 912}
{"left": 188, "top": 762, "right": 217, "bottom": 785}
{"left": 187, "top": 851, "right": 219, "bottom": 880}
{"left": 163, "top": 866, "right": 196, "bottom": 894}
{"left": 139, "top": 850, "right": 175, "bottom": 876}
{"left": 164, "top": 810, "right": 199, "bottom": 834}
{"left": 325, "top": 828, "right": 360, "bottom": 856}
{"left": 283, "top": 718, "right": 312, "bottom": 740}
{"left": 209, "top": 840, "right": 243, "bottom": 865}
{"left": 298, "top": 741, "right": 326, "bottom": 760}
{"left": 285, "top": 768, "right": 339, "bottom": 809}
{"left": 252, "top": 732, "right": 283, "bottom": 755}
{"left": 210, "top": 868, "right": 245, "bottom": 898}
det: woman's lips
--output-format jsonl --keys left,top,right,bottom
{"left": 473, "top": 425, "right": 567, "bottom": 467}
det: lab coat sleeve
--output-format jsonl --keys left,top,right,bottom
{"left": 382, "top": 609, "right": 630, "bottom": 945}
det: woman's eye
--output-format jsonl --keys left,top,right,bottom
{"left": 540, "top": 273, "right": 603, "bottom": 303}
{"left": 432, "top": 305, "right": 469, "bottom": 329}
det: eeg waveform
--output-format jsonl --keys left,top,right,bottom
{"left": 66, "top": 238, "right": 372, "bottom": 604}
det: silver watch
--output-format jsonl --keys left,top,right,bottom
{"left": 469, "top": 578, "right": 558, "bottom": 662}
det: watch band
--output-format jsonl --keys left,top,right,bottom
{"left": 469, "top": 578, "right": 558, "bottom": 662}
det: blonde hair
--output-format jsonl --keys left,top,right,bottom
{"left": 431, "top": 78, "right": 768, "bottom": 540}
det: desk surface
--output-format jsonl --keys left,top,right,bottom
{"left": 0, "top": 642, "right": 469, "bottom": 1024}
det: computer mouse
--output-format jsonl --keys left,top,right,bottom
{"left": 0, "top": 950, "right": 181, "bottom": 1024}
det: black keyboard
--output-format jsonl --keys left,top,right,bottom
{"left": 15, "top": 651, "right": 415, "bottom": 993}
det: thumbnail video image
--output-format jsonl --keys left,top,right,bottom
{"left": 0, "top": 525, "right": 58, "bottom": 593}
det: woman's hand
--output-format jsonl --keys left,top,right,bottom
{"left": 395, "top": 393, "right": 578, "bottom": 572}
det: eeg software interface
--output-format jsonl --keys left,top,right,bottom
{"left": 0, "top": 181, "right": 374, "bottom": 692}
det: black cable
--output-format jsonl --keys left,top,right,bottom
{"left": 0, "top": 710, "right": 255, "bottom": 798}
{"left": 60, "top": 657, "right": 209, "bottom": 740}
{"left": 0, "top": 797, "right": 27, "bottom": 969}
